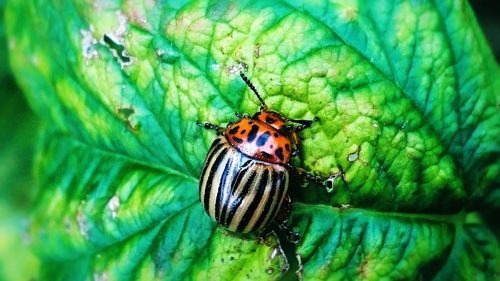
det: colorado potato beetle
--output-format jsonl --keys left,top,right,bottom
{"left": 197, "top": 72, "right": 325, "bottom": 236}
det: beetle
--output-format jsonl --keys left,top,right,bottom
{"left": 197, "top": 72, "right": 326, "bottom": 237}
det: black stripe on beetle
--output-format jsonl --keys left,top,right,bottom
{"left": 253, "top": 170, "right": 279, "bottom": 230}
{"left": 247, "top": 125, "right": 259, "bottom": 142}
{"left": 199, "top": 142, "right": 222, "bottom": 197}
{"left": 202, "top": 145, "right": 228, "bottom": 213}
{"left": 233, "top": 137, "right": 243, "bottom": 143}
{"left": 214, "top": 155, "right": 234, "bottom": 220}
{"left": 256, "top": 131, "right": 271, "bottom": 147}
{"left": 266, "top": 117, "right": 275, "bottom": 124}
{"left": 225, "top": 170, "right": 257, "bottom": 227}
{"left": 219, "top": 163, "right": 250, "bottom": 226}
{"left": 199, "top": 140, "right": 224, "bottom": 200}
{"left": 265, "top": 171, "right": 288, "bottom": 229}
{"left": 236, "top": 168, "right": 269, "bottom": 232}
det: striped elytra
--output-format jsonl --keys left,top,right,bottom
{"left": 199, "top": 135, "right": 289, "bottom": 233}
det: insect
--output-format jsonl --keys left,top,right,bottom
{"left": 197, "top": 72, "right": 325, "bottom": 236}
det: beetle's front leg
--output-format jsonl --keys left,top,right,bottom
{"left": 293, "top": 167, "right": 325, "bottom": 186}
{"left": 289, "top": 117, "right": 320, "bottom": 132}
{"left": 289, "top": 118, "right": 320, "bottom": 157}
{"left": 289, "top": 128, "right": 302, "bottom": 158}
{"left": 235, "top": 112, "right": 250, "bottom": 119}
{"left": 324, "top": 167, "right": 346, "bottom": 192}
{"left": 288, "top": 164, "right": 346, "bottom": 189}
{"left": 196, "top": 120, "right": 225, "bottom": 135}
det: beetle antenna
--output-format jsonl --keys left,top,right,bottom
{"left": 239, "top": 71, "right": 267, "bottom": 110}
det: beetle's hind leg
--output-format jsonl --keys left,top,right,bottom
{"left": 196, "top": 120, "right": 225, "bottom": 135}
{"left": 258, "top": 195, "right": 301, "bottom": 243}
{"left": 278, "top": 221, "right": 301, "bottom": 244}
{"left": 275, "top": 195, "right": 301, "bottom": 244}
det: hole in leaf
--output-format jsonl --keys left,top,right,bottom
{"left": 103, "top": 34, "right": 132, "bottom": 65}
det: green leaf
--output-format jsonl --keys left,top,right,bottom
{"left": 433, "top": 215, "right": 500, "bottom": 280}
{"left": 31, "top": 130, "right": 287, "bottom": 280}
{"left": 0, "top": 85, "right": 39, "bottom": 280}
{"left": 0, "top": 0, "right": 9, "bottom": 79}
{"left": 0, "top": 86, "right": 38, "bottom": 209}
{"left": 290, "top": 205, "right": 500, "bottom": 280}
{"left": 5, "top": 0, "right": 499, "bottom": 280}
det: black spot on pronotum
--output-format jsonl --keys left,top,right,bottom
{"left": 249, "top": 121, "right": 254, "bottom": 125}
{"left": 228, "top": 126, "right": 239, "bottom": 134}
{"left": 275, "top": 147, "right": 284, "bottom": 161}
{"left": 261, "top": 151, "right": 273, "bottom": 159}
{"left": 285, "top": 144, "right": 290, "bottom": 151}
{"left": 233, "top": 137, "right": 243, "bottom": 143}
{"left": 274, "top": 133, "right": 279, "bottom": 137}
{"left": 247, "top": 125, "right": 259, "bottom": 142}
{"left": 266, "top": 117, "right": 275, "bottom": 124}
{"left": 241, "top": 130, "right": 246, "bottom": 134}
{"left": 256, "top": 131, "right": 271, "bottom": 147}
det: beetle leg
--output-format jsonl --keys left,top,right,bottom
{"left": 235, "top": 112, "right": 250, "bottom": 119}
{"left": 275, "top": 195, "right": 301, "bottom": 244}
{"left": 278, "top": 222, "right": 301, "bottom": 244}
{"left": 196, "top": 120, "right": 225, "bottom": 135}
{"left": 289, "top": 117, "right": 319, "bottom": 132}
{"left": 289, "top": 129, "right": 302, "bottom": 158}
{"left": 293, "top": 167, "right": 325, "bottom": 186}
{"left": 289, "top": 164, "right": 347, "bottom": 191}
{"left": 324, "top": 165, "right": 347, "bottom": 192}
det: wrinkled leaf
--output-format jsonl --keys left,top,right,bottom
{"left": 5, "top": 0, "right": 499, "bottom": 280}
{"left": 290, "top": 205, "right": 499, "bottom": 280}
{"left": 433, "top": 215, "right": 500, "bottom": 280}
{"left": 32, "top": 131, "right": 287, "bottom": 280}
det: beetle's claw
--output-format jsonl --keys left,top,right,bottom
{"left": 235, "top": 112, "right": 249, "bottom": 119}
{"left": 287, "top": 231, "right": 301, "bottom": 244}
{"left": 278, "top": 221, "right": 301, "bottom": 244}
{"left": 322, "top": 166, "right": 347, "bottom": 192}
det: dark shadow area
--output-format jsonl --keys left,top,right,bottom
{"left": 470, "top": 0, "right": 500, "bottom": 61}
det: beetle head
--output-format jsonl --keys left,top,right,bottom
{"left": 252, "top": 111, "right": 287, "bottom": 130}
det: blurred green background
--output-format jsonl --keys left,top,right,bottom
{"left": 0, "top": 0, "right": 40, "bottom": 278}
{"left": 0, "top": 0, "right": 498, "bottom": 280}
